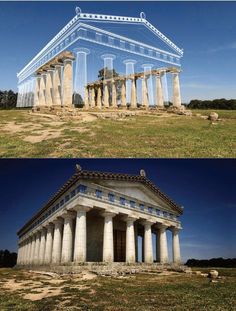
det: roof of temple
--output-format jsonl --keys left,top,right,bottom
{"left": 17, "top": 166, "right": 183, "bottom": 236}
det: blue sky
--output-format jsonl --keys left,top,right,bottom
{"left": 0, "top": 159, "right": 235, "bottom": 262}
{"left": 0, "top": 1, "right": 236, "bottom": 103}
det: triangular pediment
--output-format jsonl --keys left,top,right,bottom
{"left": 80, "top": 19, "right": 182, "bottom": 56}
{"left": 92, "top": 179, "right": 178, "bottom": 214}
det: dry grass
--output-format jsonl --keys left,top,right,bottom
{"left": 0, "top": 268, "right": 235, "bottom": 310}
{"left": 0, "top": 109, "right": 235, "bottom": 158}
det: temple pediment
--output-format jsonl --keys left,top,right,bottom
{"left": 93, "top": 179, "right": 180, "bottom": 215}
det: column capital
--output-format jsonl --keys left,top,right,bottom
{"left": 52, "top": 217, "right": 64, "bottom": 225}
{"left": 123, "top": 59, "right": 137, "bottom": 65}
{"left": 61, "top": 211, "right": 76, "bottom": 220}
{"left": 45, "top": 223, "right": 54, "bottom": 230}
{"left": 141, "top": 220, "right": 155, "bottom": 227}
{"left": 72, "top": 205, "right": 91, "bottom": 213}
{"left": 170, "top": 226, "right": 181, "bottom": 234}
{"left": 122, "top": 216, "right": 139, "bottom": 223}
{"left": 74, "top": 47, "right": 90, "bottom": 55}
{"left": 156, "top": 223, "right": 169, "bottom": 231}
{"left": 101, "top": 211, "right": 117, "bottom": 218}
{"left": 101, "top": 53, "right": 116, "bottom": 60}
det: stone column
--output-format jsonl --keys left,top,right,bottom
{"left": 51, "top": 218, "right": 63, "bottom": 264}
{"left": 24, "top": 239, "right": 29, "bottom": 265}
{"left": 102, "top": 212, "right": 116, "bottom": 262}
{"left": 90, "top": 86, "right": 95, "bottom": 108}
{"left": 158, "top": 224, "right": 169, "bottom": 263}
{"left": 124, "top": 217, "right": 136, "bottom": 263}
{"left": 101, "top": 54, "right": 116, "bottom": 79}
{"left": 103, "top": 82, "right": 109, "bottom": 108}
{"left": 33, "top": 231, "right": 41, "bottom": 265}
{"left": 143, "top": 221, "right": 153, "bottom": 263}
{"left": 45, "top": 70, "right": 53, "bottom": 106}
{"left": 120, "top": 79, "right": 127, "bottom": 108}
{"left": 172, "top": 72, "right": 181, "bottom": 107}
{"left": 62, "top": 58, "right": 73, "bottom": 107}
{"left": 52, "top": 65, "right": 62, "bottom": 106}
{"left": 61, "top": 213, "right": 75, "bottom": 263}
{"left": 73, "top": 206, "right": 90, "bottom": 262}
{"left": 30, "top": 235, "right": 36, "bottom": 265}
{"left": 172, "top": 228, "right": 181, "bottom": 264}
{"left": 111, "top": 81, "right": 117, "bottom": 108}
{"left": 156, "top": 74, "right": 164, "bottom": 108}
{"left": 96, "top": 85, "right": 102, "bottom": 109}
{"left": 39, "top": 73, "right": 46, "bottom": 106}
{"left": 141, "top": 76, "right": 149, "bottom": 108}
{"left": 27, "top": 237, "right": 33, "bottom": 265}
{"left": 44, "top": 224, "right": 54, "bottom": 264}
{"left": 84, "top": 86, "right": 89, "bottom": 109}
{"left": 34, "top": 75, "right": 40, "bottom": 106}
{"left": 38, "top": 228, "right": 46, "bottom": 264}
{"left": 142, "top": 64, "right": 154, "bottom": 106}
{"left": 73, "top": 48, "right": 90, "bottom": 101}
{"left": 130, "top": 77, "right": 137, "bottom": 108}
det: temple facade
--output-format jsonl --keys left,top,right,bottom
{"left": 17, "top": 166, "right": 183, "bottom": 267}
{"left": 16, "top": 8, "right": 183, "bottom": 110}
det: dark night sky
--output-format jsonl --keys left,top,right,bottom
{"left": 0, "top": 159, "right": 235, "bottom": 262}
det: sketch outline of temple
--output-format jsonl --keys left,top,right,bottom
{"left": 16, "top": 8, "right": 183, "bottom": 110}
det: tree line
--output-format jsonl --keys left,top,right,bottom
{"left": 0, "top": 250, "right": 17, "bottom": 267}
{"left": 187, "top": 98, "right": 236, "bottom": 110}
{"left": 186, "top": 258, "right": 236, "bottom": 268}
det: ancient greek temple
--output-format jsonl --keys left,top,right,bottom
{"left": 17, "top": 166, "right": 183, "bottom": 267}
{"left": 16, "top": 8, "right": 183, "bottom": 110}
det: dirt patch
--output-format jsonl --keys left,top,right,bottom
{"left": 23, "top": 130, "right": 62, "bottom": 143}
{"left": 23, "top": 287, "right": 61, "bottom": 301}
{"left": 2, "top": 121, "right": 43, "bottom": 134}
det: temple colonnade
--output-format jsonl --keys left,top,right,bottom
{"left": 17, "top": 207, "right": 181, "bottom": 266}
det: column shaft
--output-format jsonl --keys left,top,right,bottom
{"left": 52, "top": 66, "right": 62, "bottom": 106}
{"left": 131, "top": 78, "right": 137, "bottom": 108}
{"left": 103, "top": 83, "right": 109, "bottom": 108}
{"left": 96, "top": 86, "right": 102, "bottom": 109}
{"left": 143, "top": 222, "right": 153, "bottom": 263}
{"left": 61, "top": 215, "right": 74, "bottom": 263}
{"left": 125, "top": 218, "right": 136, "bottom": 263}
{"left": 159, "top": 226, "right": 168, "bottom": 263}
{"left": 33, "top": 232, "right": 41, "bottom": 265}
{"left": 172, "top": 229, "right": 181, "bottom": 264}
{"left": 74, "top": 207, "right": 89, "bottom": 262}
{"left": 173, "top": 72, "right": 181, "bottom": 107}
{"left": 120, "top": 80, "right": 127, "bottom": 108}
{"left": 39, "top": 229, "right": 46, "bottom": 264}
{"left": 103, "top": 213, "right": 115, "bottom": 262}
{"left": 62, "top": 59, "right": 73, "bottom": 107}
{"left": 112, "top": 81, "right": 117, "bottom": 108}
{"left": 52, "top": 219, "right": 63, "bottom": 264}
{"left": 44, "top": 224, "right": 54, "bottom": 264}
{"left": 156, "top": 74, "right": 164, "bottom": 107}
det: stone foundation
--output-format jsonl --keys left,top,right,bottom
{"left": 16, "top": 262, "right": 188, "bottom": 276}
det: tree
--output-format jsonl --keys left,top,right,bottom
{"left": 0, "top": 90, "right": 18, "bottom": 109}
{"left": 188, "top": 99, "right": 236, "bottom": 110}
{"left": 0, "top": 250, "right": 17, "bottom": 267}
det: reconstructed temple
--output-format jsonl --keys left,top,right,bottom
{"left": 16, "top": 8, "right": 183, "bottom": 110}
{"left": 17, "top": 166, "right": 183, "bottom": 268}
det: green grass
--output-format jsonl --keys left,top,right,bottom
{"left": 0, "top": 109, "right": 235, "bottom": 158}
{"left": 0, "top": 268, "right": 236, "bottom": 310}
